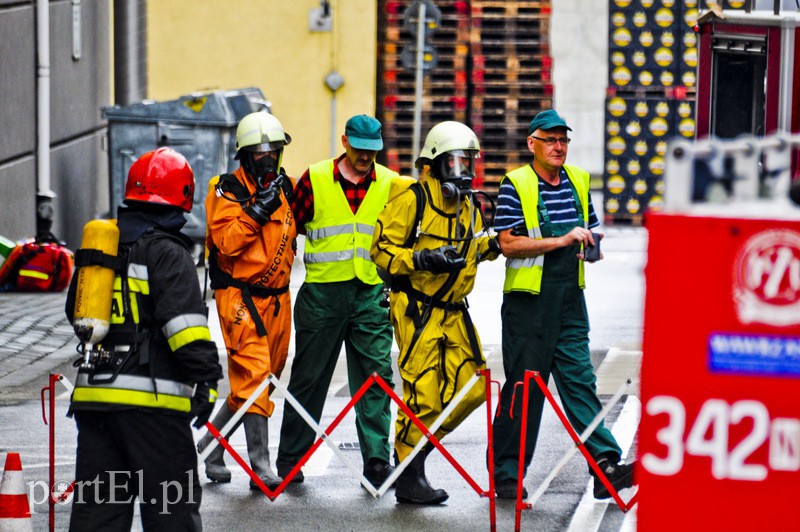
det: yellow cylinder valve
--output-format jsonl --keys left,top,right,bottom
{"left": 73, "top": 219, "right": 119, "bottom": 347}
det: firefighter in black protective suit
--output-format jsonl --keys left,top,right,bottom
{"left": 65, "top": 147, "right": 223, "bottom": 531}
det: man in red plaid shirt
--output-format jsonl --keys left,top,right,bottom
{"left": 277, "top": 115, "right": 413, "bottom": 488}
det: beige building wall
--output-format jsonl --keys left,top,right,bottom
{"left": 146, "top": 0, "right": 377, "bottom": 175}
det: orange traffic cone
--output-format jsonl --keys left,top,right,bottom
{"left": 0, "top": 452, "right": 33, "bottom": 532}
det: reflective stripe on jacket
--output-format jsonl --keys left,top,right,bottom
{"left": 303, "top": 160, "right": 396, "bottom": 284}
{"left": 73, "top": 373, "right": 194, "bottom": 412}
{"left": 502, "top": 164, "right": 591, "bottom": 295}
{"left": 162, "top": 313, "right": 213, "bottom": 351}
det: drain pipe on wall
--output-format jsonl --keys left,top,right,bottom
{"left": 36, "top": 0, "right": 56, "bottom": 240}
{"left": 311, "top": 0, "right": 343, "bottom": 158}
{"left": 114, "top": 0, "right": 147, "bottom": 106}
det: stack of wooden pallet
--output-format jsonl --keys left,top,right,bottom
{"left": 380, "top": 1, "right": 472, "bottom": 175}
{"left": 469, "top": 0, "right": 552, "bottom": 195}
{"left": 377, "top": 0, "right": 553, "bottom": 208}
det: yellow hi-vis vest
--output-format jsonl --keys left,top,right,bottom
{"left": 502, "top": 164, "right": 591, "bottom": 295}
{"left": 303, "top": 160, "right": 396, "bottom": 284}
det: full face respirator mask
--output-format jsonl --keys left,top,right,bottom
{"left": 432, "top": 150, "right": 479, "bottom": 199}
{"left": 243, "top": 148, "right": 283, "bottom": 187}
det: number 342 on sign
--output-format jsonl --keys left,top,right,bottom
{"left": 642, "top": 396, "right": 800, "bottom": 481}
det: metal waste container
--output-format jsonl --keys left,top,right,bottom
{"left": 103, "top": 87, "right": 269, "bottom": 243}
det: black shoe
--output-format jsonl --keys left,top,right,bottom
{"left": 495, "top": 479, "right": 528, "bottom": 500}
{"left": 276, "top": 460, "right": 304, "bottom": 484}
{"left": 395, "top": 480, "right": 449, "bottom": 505}
{"left": 249, "top": 476, "right": 282, "bottom": 491}
{"left": 593, "top": 459, "right": 636, "bottom": 499}
{"left": 363, "top": 459, "right": 396, "bottom": 488}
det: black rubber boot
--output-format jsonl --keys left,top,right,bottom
{"left": 197, "top": 403, "right": 239, "bottom": 483}
{"left": 395, "top": 450, "right": 449, "bottom": 505}
{"left": 243, "top": 413, "right": 282, "bottom": 491}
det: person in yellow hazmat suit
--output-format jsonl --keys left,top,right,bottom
{"left": 200, "top": 111, "right": 296, "bottom": 490}
{"left": 371, "top": 121, "right": 501, "bottom": 504}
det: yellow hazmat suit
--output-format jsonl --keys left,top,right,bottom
{"left": 371, "top": 173, "right": 499, "bottom": 462}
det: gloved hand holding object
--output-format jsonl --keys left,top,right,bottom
{"left": 487, "top": 236, "right": 501, "bottom": 254}
{"left": 413, "top": 245, "right": 466, "bottom": 274}
{"left": 245, "top": 180, "right": 283, "bottom": 225}
{"left": 191, "top": 381, "right": 218, "bottom": 429}
{"left": 274, "top": 173, "right": 294, "bottom": 201}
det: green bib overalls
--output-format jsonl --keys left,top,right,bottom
{"left": 492, "top": 184, "right": 623, "bottom": 483}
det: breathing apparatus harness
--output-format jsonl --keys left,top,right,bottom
{"left": 208, "top": 165, "right": 291, "bottom": 337}
{"left": 392, "top": 172, "right": 492, "bottom": 371}
{"left": 73, "top": 232, "right": 184, "bottom": 389}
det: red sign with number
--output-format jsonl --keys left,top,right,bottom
{"left": 639, "top": 212, "right": 800, "bottom": 530}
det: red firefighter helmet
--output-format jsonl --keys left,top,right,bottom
{"left": 124, "top": 147, "right": 195, "bottom": 212}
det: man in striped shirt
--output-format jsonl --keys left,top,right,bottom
{"left": 490, "top": 110, "right": 637, "bottom": 501}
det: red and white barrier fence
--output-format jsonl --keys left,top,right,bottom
{"left": 511, "top": 370, "right": 638, "bottom": 532}
{"left": 199, "top": 369, "right": 500, "bottom": 530}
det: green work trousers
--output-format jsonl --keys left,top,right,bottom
{"left": 492, "top": 286, "right": 622, "bottom": 483}
{"left": 278, "top": 279, "right": 394, "bottom": 466}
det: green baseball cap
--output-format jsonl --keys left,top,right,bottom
{"left": 527, "top": 109, "right": 572, "bottom": 135}
{"left": 345, "top": 115, "right": 384, "bottom": 151}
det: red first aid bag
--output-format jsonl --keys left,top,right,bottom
{"left": 0, "top": 238, "right": 74, "bottom": 292}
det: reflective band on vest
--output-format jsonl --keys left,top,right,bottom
{"left": 306, "top": 222, "right": 376, "bottom": 241}
{"left": 503, "top": 164, "right": 591, "bottom": 295}
{"left": 72, "top": 373, "right": 193, "bottom": 412}
{"left": 162, "top": 313, "right": 212, "bottom": 352}
{"left": 303, "top": 160, "right": 396, "bottom": 284}
{"left": 303, "top": 247, "right": 373, "bottom": 264}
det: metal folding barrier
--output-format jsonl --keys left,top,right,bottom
{"left": 43, "top": 368, "right": 500, "bottom": 530}
{"left": 198, "top": 369, "right": 500, "bottom": 531}
{"left": 40, "top": 373, "right": 75, "bottom": 532}
{"left": 511, "top": 370, "right": 638, "bottom": 532}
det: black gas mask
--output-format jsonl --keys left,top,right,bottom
{"left": 239, "top": 146, "right": 284, "bottom": 187}
{"left": 431, "top": 150, "right": 479, "bottom": 199}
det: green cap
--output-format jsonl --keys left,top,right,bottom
{"left": 345, "top": 115, "right": 383, "bottom": 151}
{"left": 527, "top": 109, "right": 572, "bottom": 135}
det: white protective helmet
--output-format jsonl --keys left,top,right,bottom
{"left": 414, "top": 121, "right": 480, "bottom": 169}
{"left": 235, "top": 112, "right": 292, "bottom": 155}
{"left": 235, "top": 112, "right": 292, "bottom": 182}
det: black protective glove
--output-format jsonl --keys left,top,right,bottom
{"left": 412, "top": 245, "right": 467, "bottom": 274}
{"left": 274, "top": 173, "right": 294, "bottom": 201}
{"left": 487, "top": 236, "right": 502, "bottom": 254}
{"left": 191, "top": 381, "right": 218, "bottom": 429}
{"left": 244, "top": 181, "right": 282, "bottom": 225}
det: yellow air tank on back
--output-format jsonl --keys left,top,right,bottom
{"left": 73, "top": 219, "right": 119, "bottom": 353}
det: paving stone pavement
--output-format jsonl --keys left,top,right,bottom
{"left": 0, "top": 292, "right": 76, "bottom": 404}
